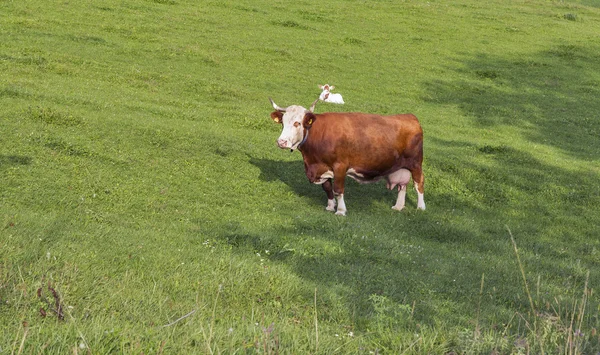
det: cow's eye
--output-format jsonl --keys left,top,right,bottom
{"left": 293, "top": 122, "right": 301, "bottom": 128}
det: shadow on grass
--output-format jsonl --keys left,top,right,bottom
{"left": 249, "top": 157, "right": 423, "bottom": 211}
{"left": 0, "top": 155, "right": 32, "bottom": 170}
{"left": 247, "top": 143, "right": 598, "bottom": 327}
{"left": 425, "top": 44, "right": 600, "bottom": 160}
{"left": 235, "top": 45, "right": 600, "bottom": 339}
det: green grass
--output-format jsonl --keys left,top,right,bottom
{"left": 1, "top": 0, "right": 600, "bottom": 353}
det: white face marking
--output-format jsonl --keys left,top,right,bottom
{"left": 277, "top": 105, "right": 307, "bottom": 150}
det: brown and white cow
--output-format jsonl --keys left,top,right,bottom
{"left": 269, "top": 98, "right": 426, "bottom": 216}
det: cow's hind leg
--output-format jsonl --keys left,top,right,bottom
{"left": 411, "top": 167, "right": 426, "bottom": 210}
{"left": 322, "top": 180, "right": 336, "bottom": 212}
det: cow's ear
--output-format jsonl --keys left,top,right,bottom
{"left": 330, "top": 85, "right": 335, "bottom": 91}
{"left": 303, "top": 112, "right": 316, "bottom": 129}
{"left": 271, "top": 111, "right": 283, "bottom": 124}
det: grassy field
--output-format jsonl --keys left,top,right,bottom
{"left": 2, "top": 0, "right": 600, "bottom": 353}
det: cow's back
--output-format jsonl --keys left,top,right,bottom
{"left": 303, "top": 112, "right": 423, "bottom": 173}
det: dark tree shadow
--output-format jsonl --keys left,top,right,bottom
{"left": 424, "top": 44, "right": 600, "bottom": 160}
{"left": 236, "top": 140, "right": 599, "bottom": 332}
{"left": 244, "top": 138, "right": 598, "bottom": 327}
{"left": 233, "top": 45, "right": 600, "bottom": 336}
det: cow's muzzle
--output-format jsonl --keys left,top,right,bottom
{"left": 277, "top": 139, "right": 290, "bottom": 149}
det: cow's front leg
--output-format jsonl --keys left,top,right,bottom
{"left": 333, "top": 168, "right": 347, "bottom": 216}
{"left": 322, "top": 180, "right": 336, "bottom": 212}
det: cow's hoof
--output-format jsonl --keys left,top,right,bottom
{"left": 335, "top": 211, "right": 346, "bottom": 216}
{"left": 326, "top": 199, "right": 336, "bottom": 211}
{"left": 391, "top": 205, "right": 405, "bottom": 211}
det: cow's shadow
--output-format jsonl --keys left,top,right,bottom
{"left": 249, "top": 157, "right": 413, "bottom": 211}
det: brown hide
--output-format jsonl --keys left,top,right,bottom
{"left": 299, "top": 112, "right": 424, "bottom": 195}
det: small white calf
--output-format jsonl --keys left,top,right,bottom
{"left": 318, "top": 84, "right": 344, "bottom": 104}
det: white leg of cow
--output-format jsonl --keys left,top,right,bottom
{"left": 333, "top": 169, "right": 347, "bottom": 216}
{"left": 392, "top": 185, "right": 407, "bottom": 211}
{"left": 335, "top": 194, "right": 347, "bottom": 216}
{"left": 415, "top": 182, "right": 426, "bottom": 210}
{"left": 326, "top": 199, "right": 336, "bottom": 212}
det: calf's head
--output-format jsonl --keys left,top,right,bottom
{"left": 269, "top": 98, "right": 318, "bottom": 151}
{"left": 318, "top": 84, "right": 335, "bottom": 101}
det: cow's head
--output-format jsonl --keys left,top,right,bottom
{"left": 318, "top": 84, "right": 335, "bottom": 101}
{"left": 269, "top": 98, "right": 318, "bottom": 151}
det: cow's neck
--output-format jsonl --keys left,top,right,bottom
{"left": 295, "top": 128, "right": 310, "bottom": 152}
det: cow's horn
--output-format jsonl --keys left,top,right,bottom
{"left": 308, "top": 98, "right": 319, "bottom": 113}
{"left": 269, "top": 97, "right": 287, "bottom": 112}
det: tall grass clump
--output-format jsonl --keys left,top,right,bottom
{"left": 454, "top": 229, "right": 598, "bottom": 354}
